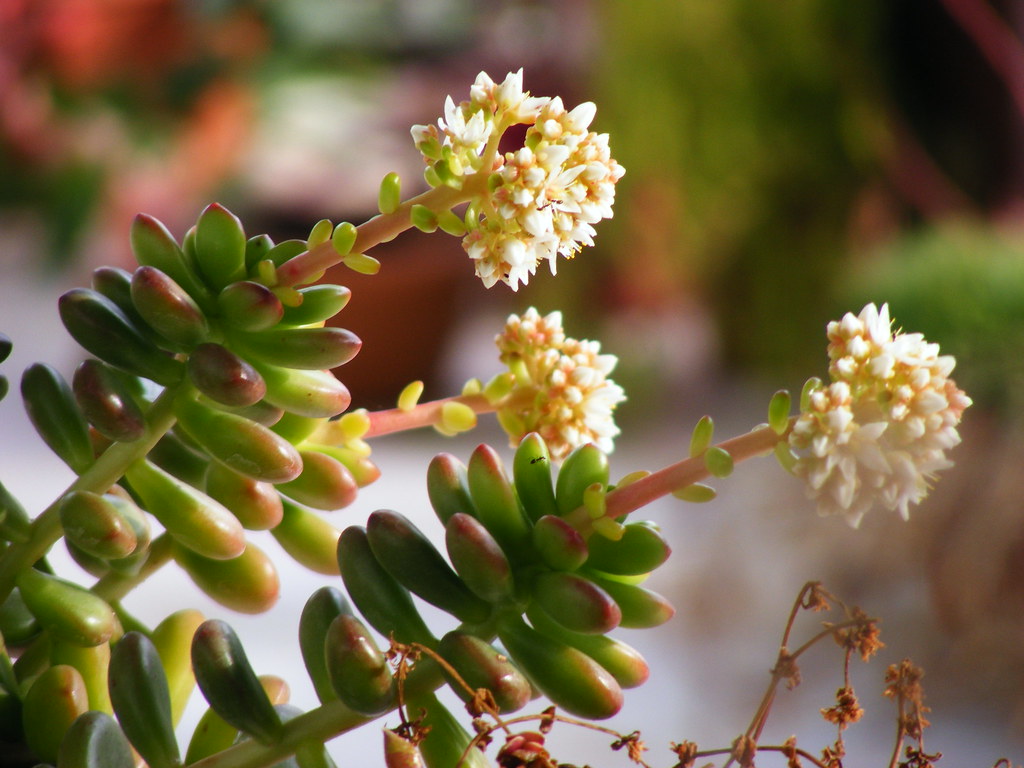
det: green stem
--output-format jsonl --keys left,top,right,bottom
{"left": 274, "top": 181, "right": 481, "bottom": 288}
{"left": 187, "top": 662, "right": 446, "bottom": 768}
{"left": 0, "top": 385, "right": 182, "bottom": 605}
{"left": 92, "top": 533, "right": 174, "bottom": 604}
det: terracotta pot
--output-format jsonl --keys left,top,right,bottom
{"left": 325, "top": 225, "right": 480, "bottom": 410}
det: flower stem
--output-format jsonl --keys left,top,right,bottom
{"left": 274, "top": 181, "right": 480, "bottom": 288}
{"left": 364, "top": 394, "right": 495, "bottom": 438}
{"left": 0, "top": 385, "right": 182, "bottom": 604}
{"left": 564, "top": 422, "right": 787, "bottom": 531}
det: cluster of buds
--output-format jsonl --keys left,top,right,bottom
{"left": 493, "top": 308, "right": 626, "bottom": 462}
{"left": 412, "top": 71, "right": 625, "bottom": 290}
{"left": 789, "top": 303, "right": 971, "bottom": 525}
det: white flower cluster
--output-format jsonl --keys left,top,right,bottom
{"left": 411, "top": 70, "right": 547, "bottom": 181}
{"left": 789, "top": 303, "right": 971, "bottom": 526}
{"left": 411, "top": 71, "right": 625, "bottom": 290}
{"left": 495, "top": 308, "right": 626, "bottom": 461}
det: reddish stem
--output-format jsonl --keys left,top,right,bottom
{"left": 564, "top": 423, "right": 786, "bottom": 530}
{"left": 364, "top": 394, "right": 496, "bottom": 437}
{"left": 274, "top": 182, "right": 476, "bottom": 288}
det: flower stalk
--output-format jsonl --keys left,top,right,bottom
{"left": 563, "top": 421, "right": 789, "bottom": 533}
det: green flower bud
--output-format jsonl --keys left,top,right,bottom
{"left": 444, "top": 513, "right": 515, "bottom": 604}
{"left": 173, "top": 541, "right": 279, "bottom": 614}
{"left": 130, "top": 265, "right": 210, "bottom": 348}
{"left": 331, "top": 222, "right": 357, "bottom": 256}
{"left": 194, "top": 203, "right": 247, "bottom": 290}
{"left": 366, "top": 510, "right": 490, "bottom": 624}
{"left": 704, "top": 446, "right": 733, "bottom": 478}
{"left": 271, "top": 499, "right": 341, "bottom": 576}
{"left": 555, "top": 444, "right": 609, "bottom": 517}
{"left": 324, "top": 614, "right": 395, "bottom": 716}
{"left": 205, "top": 462, "right": 284, "bottom": 530}
{"left": 410, "top": 204, "right": 438, "bottom": 233}
{"left": 426, "top": 453, "right": 475, "bottom": 526}
{"left": 108, "top": 632, "right": 180, "bottom": 768}
{"left": 768, "top": 389, "right": 792, "bottom": 435}
{"left": 21, "top": 363, "right": 94, "bottom": 474}
{"left": 191, "top": 619, "right": 283, "bottom": 744}
{"left": 438, "top": 631, "right": 532, "bottom": 713}
{"left": 689, "top": 415, "right": 714, "bottom": 457}
{"left": 673, "top": 482, "right": 717, "bottom": 503}
{"left": 307, "top": 218, "right": 334, "bottom": 247}
{"left": 187, "top": 342, "right": 266, "bottom": 407}
{"left": 23, "top": 664, "right": 90, "bottom": 763}
{"left": 279, "top": 284, "right": 352, "bottom": 327}
{"left": 467, "top": 444, "right": 530, "bottom": 557}
{"left": 531, "top": 515, "right": 588, "bottom": 572}
{"left": 378, "top": 172, "right": 401, "bottom": 215}
{"left": 57, "top": 711, "right": 135, "bottom": 768}
{"left": 17, "top": 568, "right": 116, "bottom": 647}
{"left": 584, "top": 521, "right": 671, "bottom": 576}
{"left": 531, "top": 571, "right": 621, "bottom": 634}
{"left": 298, "top": 587, "right": 352, "bottom": 704}
{"left": 72, "top": 359, "right": 146, "bottom": 442}
{"left": 59, "top": 288, "right": 184, "bottom": 386}
{"left": 244, "top": 234, "right": 275, "bottom": 271}
{"left": 217, "top": 281, "right": 284, "bottom": 331}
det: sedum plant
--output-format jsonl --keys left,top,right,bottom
{"left": 0, "top": 71, "right": 974, "bottom": 768}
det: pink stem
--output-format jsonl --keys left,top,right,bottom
{"left": 566, "top": 424, "right": 786, "bottom": 528}
{"left": 364, "top": 394, "right": 496, "bottom": 437}
{"left": 274, "top": 183, "right": 475, "bottom": 288}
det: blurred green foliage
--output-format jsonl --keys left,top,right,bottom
{"left": 593, "top": 0, "right": 890, "bottom": 374}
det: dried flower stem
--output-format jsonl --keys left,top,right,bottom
{"left": 693, "top": 744, "right": 831, "bottom": 768}
{"left": 722, "top": 583, "right": 875, "bottom": 768}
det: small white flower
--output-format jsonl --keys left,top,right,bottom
{"left": 791, "top": 303, "right": 971, "bottom": 526}
{"left": 494, "top": 308, "right": 626, "bottom": 460}
{"left": 412, "top": 71, "right": 624, "bottom": 290}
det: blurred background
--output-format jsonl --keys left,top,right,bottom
{"left": 2, "top": 0, "right": 1024, "bottom": 764}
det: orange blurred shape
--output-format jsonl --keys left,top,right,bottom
{"left": 37, "top": 0, "right": 189, "bottom": 92}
